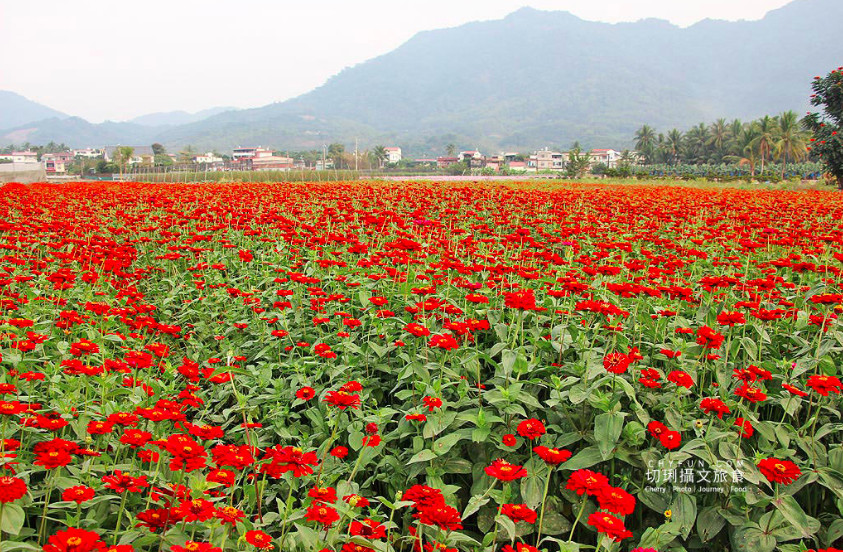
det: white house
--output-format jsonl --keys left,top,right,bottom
{"left": 194, "top": 152, "right": 223, "bottom": 164}
{"left": 0, "top": 151, "right": 39, "bottom": 164}
{"left": 73, "top": 148, "right": 103, "bottom": 158}
{"left": 384, "top": 147, "right": 402, "bottom": 164}
{"left": 590, "top": 149, "right": 623, "bottom": 168}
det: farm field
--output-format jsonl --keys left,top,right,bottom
{"left": 0, "top": 180, "right": 842, "bottom": 552}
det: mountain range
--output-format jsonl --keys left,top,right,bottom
{"left": 2, "top": 0, "right": 841, "bottom": 156}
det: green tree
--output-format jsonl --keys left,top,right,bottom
{"left": 151, "top": 143, "right": 166, "bottom": 156}
{"left": 113, "top": 146, "right": 134, "bottom": 178}
{"left": 445, "top": 144, "right": 456, "bottom": 156}
{"left": 725, "top": 126, "right": 761, "bottom": 177}
{"left": 774, "top": 110, "right": 808, "bottom": 179}
{"left": 565, "top": 147, "right": 591, "bottom": 178}
{"left": 665, "top": 129, "right": 683, "bottom": 165}
{"left": 327, "top": 143, "right": 345, "bottom": 169}
{"left": 372, "top": 145, "right": 387, "bottom": 168}
{"left": 634, "top": 125, "right": 657, "bottom": 164}
{"left": 707, "top": 118, "right": 729, "bottom": 162}
{"left": 178, "top": 145, "right": 197, "bottom": 164}
{"left": 804, "top": 68, "right": 843, "bottom": 189}
{"left": 752, "top": 115, "right": 779, "bottom": 175}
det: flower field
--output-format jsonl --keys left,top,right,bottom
{"left": 0, "top": 180, "right": 842, "bottom": 552}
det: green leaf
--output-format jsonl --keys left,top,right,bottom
{"left": 670, "top": 494, "right": 697, "bottom": 540}
{"left": 732, "top": 524, "right": 776, "bottom": 552}
{"left": 773, "top": 495, "right": 817, "bottom": 538}
{"left": 0, "top": 503, "right": 25, "bottom": 535}
{"left": 594, "top": 412, "right": 625, "bottom": 460}
{"left": 637, "top": 521, "right": 682, "bottom": 549}
{"left": 462, "top": 495, "right": 490, "bottom": 519}
{"left": 561, "top": 446, "right": 604, "bottom": 470}
{"left": 520, "top": 472, "right": 545, "bottom": 509}
{"left": 407, "top": 449, "right": 437, "bottom": 464}
{"left": 697, "top": 506, "right": 727, "bottom": 542}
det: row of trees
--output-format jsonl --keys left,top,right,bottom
{"left": 634, "top": 111, "right": 810, "bottom": 178}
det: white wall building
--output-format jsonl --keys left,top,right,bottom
{"left": 384, "top": 147, "right": 402, "bottom": 164}
{"left": 0, "top": 151, "right": 39, "bottom": 164}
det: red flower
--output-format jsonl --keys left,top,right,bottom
{"left": 413, "top": 503, "right": 463, "bottom": 530}
{"left": 244, "top": 530, "right": 274, "bottom": 549}
{"left": 485, "top": 459, "right": 528, "bottom": 481}
{"left": 806, "top": 374, "right": 842, "bottom": 396}
{"left": 296, "top": 387, "right": 316, "bottom": 400}
{"left": 42, "top": 527, "right": 106, "bottom": 552}
{"left": 699, "top": 397, "right": 730, "bottom": 419}
{"left": 429, "top": 334, "right": 459, "bottom": 350}
{"left": 101, "top": 471, "right": 149, "bottom": 493}
{"left": 695, "top": 324, "right": 725, "bottom": 349}
{"left": 330, "top": 446, "right": 349, "bottom": 459}
{"left": 516, "top": 418, "right": 546, "bottom": 440}
{"left": 658, "top": 430, "right": 682, "bottom": 450}
{"left": 62, "top": 485, "right": 95, "bottom": 504}
{"left": 782, "top": 383, "right": 808, "bottom": 397}
{"left": 603, "top": 352, "right": 630, "bottom": 374}
{"left": 308, "top": 486, "right": 337, "bottom": 504}
{"left": 734, "top": 384, "right": 767, "bottom": 403}
{"left": 0, "top": 475, "right": 27, "bottom": 503}
{"left": 501, "top": 545, "right": 540, "bottom": 552}
{"left": 323, "top": 390, "right": 361, "bottom": 410}
{"left": 667, "top": 370, "right": 694, "bottom": 388}
{"left": 758, "top": 458, "right": 801, "bottom": 485}
{"left": 214, "top": 505, "right": 245, "bottom": 526}
{"left": 261, "top": 445, "right": 320, "bottom": 478}
{"left": 422, "top": 396, "right": 442, "bottom": 411}
{"left": 305, "top": 504, "right": 340, "bottom": 526}
{"left": 349, "top": 518, "right": 387, "bottom": 539}
{"left": 533, "top": 446, "right": 572, "bottom": 465}
{"left": 587, "top": 511, "right": 633, "bottom": 541}
{"left": 566, "top": 469, "right": 609, "bottom": 496}
{"left": 500, "top": 503, "right": 537, "bottom": 524}
{"left": 403, "top": 485, "right": 445, "bottom": 508}
{"left": 647, "top": 421, "right": 667, "bottom": 438}
{"left": 734, "top": 417, "right": 754, "bottom": 438}
{"left": 171, "top": 542, "right": 221, "bottom": 552}
{"left": 595, "top": 485, "right": 636, "bottom": 515}
{"left": 502, "top": 434, "right": 517, "bottom": 447}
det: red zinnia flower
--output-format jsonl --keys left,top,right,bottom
{"left": 658, "top": 430, "right": 682, "bottom": 450}
{"left": 533, "top": 446, "right": 572, "bottom": 465}
{"left": 806, "top": 374, "right": 842, "bottom": 396}
{"left": 485, "top": 459, "right": 528, "bottom": 481}
{"left": 323, "top": 390, "right": 361, "bottom": 410}
{"left": 603, "top": 352, "right": 630, "bottom": 374}
{"left": 595, "top": 485, "right": 636, "bottom": 516}
{"left": 500, "top": 503, "right": 537, "bottom": 524}
{"left": 244, "top": 530, "right": 274, "bottom": 549}
{"left": 566, "top": 469, "right": 609, "bottom": 496}
{"left": 62, "top": 485, "right": 95, "bottom": 504}
{"left": 758, "top": 458, "right": 801, "bottom": 485}
{"left": 587, "top": 511, "right": 633, "bottom": 541}
{"left": 42, "top": 527, "right": 106, "bottom": 552}
{"left": 734, "top": 417, "right": 754, "bottom": 438}
{"left": 296, "top": 387, "right": 316, "bottom": 400}
{"left": 304, "top": 504, "right": 340, "bottom": 526}
{"left": 0, "top": 475, "right": 27, "bottom": 503}
{"left": 516, "top": 418, "right": 546, "bottom": 440}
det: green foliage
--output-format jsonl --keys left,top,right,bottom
{"left": 804, "top": 66, "right": 843, "bottom": 188}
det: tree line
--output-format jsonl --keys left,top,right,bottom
{"left": 634, "top": 111, "right": 810, "bottom": 178}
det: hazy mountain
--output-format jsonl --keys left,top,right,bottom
{"left": 0, "top": 117, "right": 159, "bottom": 148}
{"left": 2, "top": 0, "right": 841, "bottom": 154}
{"left": 159, "top": 0, "right": 842, "bottom": 155}
{"left": 128, "top": 107, "right": 238, "bottom": 127}
{"left": 0, "top": 91, "right": 68, "bottom": 130}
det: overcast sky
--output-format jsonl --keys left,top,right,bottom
{"left": 1, "top": 0, "right": 794, "bottom": 123}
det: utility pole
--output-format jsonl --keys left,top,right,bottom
{"left": 322, "top": 144, "right": 327, "bottom": 171}
{"left": 354, "top": 138, "right": 358, "bottom": 171}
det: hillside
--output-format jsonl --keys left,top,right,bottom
{"left": 0, "top": 91, "right": 67, "bottom": 131}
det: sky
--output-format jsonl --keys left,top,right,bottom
{"left": 0, "top": 0, "right": 794, "bottom": 123}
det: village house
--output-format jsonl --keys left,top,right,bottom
{"left": 72, "top": 148, "right": 103, "bottom": 158}
{"left": 436, "top": 156, "right": 460, "bottom": 168}
{"left": 232, "top": 147, "right": 293, "bottom": 170}
{"left": 42, "top": 152, "right": 74, "bottom": 174}
{"left": 589, "top": 148, "right": 623, "bottom": 168}
{"left": 194, "top": 152, "right": 224, "bottom": 165}
{"left": 530, "top": 148, "right": 566, "bottom": 171}
{"left": 458, "top": 150, "right": 484, "bottom": 169}
{"left": 384, "top": 147, "right": 402, "bottom": 164}
{"left": 0, "top": 151, "right": 39, "bottom": 164}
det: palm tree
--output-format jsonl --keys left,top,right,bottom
{"left": 634, "top": 125, "right": 657, "bottom": 164}
{"left": 725, "top": 126, "right": 761, "bottom": 177}
{"left": 726, "top": 119, "right": 745, "bottom": 157}
{"left": 666, "top": 129, "right": 684, "bottom": 165}
{"left": 445, "top": 144, "right": 456, "bottom": 157}
{"left": 707, "top": 119, "right": 729, "bottom": 162}
{"left": 751, "top": 115, "right": 779, "bottom": 176}
{"left": 114, "top": 146, "right": 134, "bottom": 178}
{"left": 684, "top": 123, "right": 710, "bottom": 164}
{"left": 372, "top": 145, "right": 387, "bottom": 168}
{"left": 774, "top": 110, "right": 808, "bottom": 179}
